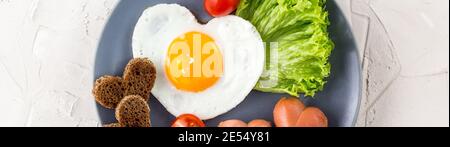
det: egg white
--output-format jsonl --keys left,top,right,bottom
{"left": 132, "top": 4, "right": 265, "bottom": 120}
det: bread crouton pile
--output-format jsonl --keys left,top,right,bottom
{"left": 93, "top": 58, "right": 156, "bottom": 127}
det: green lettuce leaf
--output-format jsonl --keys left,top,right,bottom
{"left": 237, "top": 0, "right": 334, "bottom": 97}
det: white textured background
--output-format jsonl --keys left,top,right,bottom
{"left": 0, "top": 0, "right": 448, "bottom": 127}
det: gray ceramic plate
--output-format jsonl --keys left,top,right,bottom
{"left": 94, "top": 0, "right": 361, "bottom": 127}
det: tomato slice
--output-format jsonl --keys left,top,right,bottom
{"left": 171, "top": 114, "right": 206, "bottom": 127}
{"left": 204, "top": 0, "right": 240, "bottom": 17}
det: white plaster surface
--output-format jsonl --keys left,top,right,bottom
{"left": 0, "top": 0, "right": 448, "bottom": 127}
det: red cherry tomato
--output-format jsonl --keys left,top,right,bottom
{"left": 204, "top": 0, "right": 240, "bottom": 17}
{"left": 171, "top": 114, "right": 206, "bottom": 127}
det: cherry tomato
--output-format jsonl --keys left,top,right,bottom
{"left": 204, "top": 0, "right": 240, "bottom": 17}
{"left": 171, "top": 114, "right": 206, "bottom": 127}
{"left": 273, "top": 97, "right": 305, "bottom": 127}
{"left": 296, "top": 107, "right": 328, "bottom": 127}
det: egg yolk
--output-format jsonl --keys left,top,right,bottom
{"left": 165, "top": 31, "right": 223, "bottom": 92}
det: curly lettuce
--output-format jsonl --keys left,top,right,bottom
{"left": 237, "top": 0, "right": 334, "bottom": 97}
